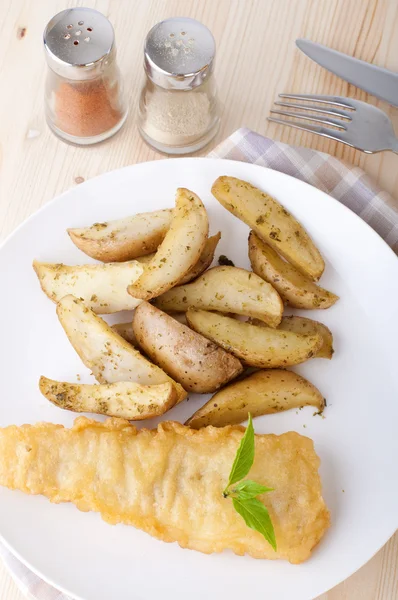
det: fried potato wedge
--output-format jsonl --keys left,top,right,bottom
{"left": 186, "top": 309, "right": 322, "bottom": 368}
{"left": 67, "top": 209, "right": 173, "bottom": 262}
{"left": 185, "top": 369, "right": 325, "bottom": 428}
{"left": 128, "top": 189, "right": 209, "bottom": 300}
{"left": 279, "top": 316, "right": 333, "bottom": 359}
{"left": 250, "top": 315, "right": 334, "bottom": 359}
{"left": 57, "top": 296, "right": 187, "bottom": 402}
{"left": 154, "top": 266, "right": 283, "bottom": 327}
{"left": 111, "top": 322, "right": 137, "bottom": 346}
{"left": 39, "top": 376, "right": 177, "bottom": 420}
{"left": 212, "top": 176, "right": 324, "bottom": 280}
{"left": 33, "top": 260, "right": 144, "bottom": 314}
{"left": 136, "top": 232, "right": 221, "bottom": 285}
{"left": 133, "top": 302, "right": 243, "bottom": 393}
{"left": 248, "top": 232, "right": 338, "bottom": 309}
{"left": 178, "top": 232, "right": 221, "bottom": 284}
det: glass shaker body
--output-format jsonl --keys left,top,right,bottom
{"left": 44, "top": 8, "right": 127, "bottom": 146}
{"left": 138, "top": 74, "right": 219, "bottom": 155}
{"left": 138, "top": 18, "right": 220, "bottom": 155}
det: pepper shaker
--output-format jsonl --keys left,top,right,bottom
{"left": 138, "top": 18, "right": 220, "bottom": 154}
{"left": 43, "top": 8, "right": 127, "bottom": 145}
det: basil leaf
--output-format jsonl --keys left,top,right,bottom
{"left": 227, "top": 414, "right": 254, "bottom": 487}
{"left": 232, "top": 497, "right": 277, "bottom": 551}
{"left": 232, "top": 479, "right": 274, "bottom": 500}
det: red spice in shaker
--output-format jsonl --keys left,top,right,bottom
{"left": 44, "top": 8, "right": 127, "bottom": 145}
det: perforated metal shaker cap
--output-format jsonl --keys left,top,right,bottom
{"left": 44, "top": 8, "right": 115, "bottom": 80}
{"left": 144, "top": 17, "right": 216, "bottom": 90}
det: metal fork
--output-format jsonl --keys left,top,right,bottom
{"left": 268, "top": 94, "right": 398, "bottom": 154}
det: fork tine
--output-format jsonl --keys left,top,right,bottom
{"left": 279, "top": 93, "right": 355, "bottom": 110}
{"left": 270, "top": 109, "right": 347, "bottom": 130}
{"left": 267, "top": 117, "right": 353, "bottom": 146}
{"left": 274, "top": 101, "right": 352, "bottom": 120}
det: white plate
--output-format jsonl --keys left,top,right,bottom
{"left": 0, "top": 158, "right": 397, "bottom": 600}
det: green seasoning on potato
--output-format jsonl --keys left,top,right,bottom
{"left": 186, "top": 369, "right": 325, "bottom": 428}
{"left": 154, "top": 266, "right": 283, "bottom": 328}
{"left": 39, "top": 377, "right": 177, "bottom": 420}
{"left": 212, "top": 175, "right": 325, "bottom": 280}
{"left": 248, "top": 231, "right": 338, "bottom": 310}
{"left": 56, "top": 295, "right": 187, "bottom": 403}
{"left": 32, "top": 260, "right": 144, "bottom": 314}
{"left": 186, "top": 310, "right": 322, "bottom": 368}
{"left": 68, "top": 209, "right": 173, "bottom": 262}
{"left": 127, "top": 188, "right": 209, "bottom": 301}
{"left": 250, "top": 315, "right": 334, "bottom": 360}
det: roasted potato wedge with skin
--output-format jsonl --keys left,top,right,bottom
{"left": 133, "top": 302, "right": 243, "bottom": 393}
{"left": 249, "top": 232, "right": 338, "bottom": 310}
{"left": 178, "top": 232, "right": 221, "bottom": 284}
{"left": 186, "top": 309, "right": 322, "bottom": 368}
{"left": 154, "top": 266, "right": 283, "bottom": 327}
{"left": 278, "top": 316, "right": 333, "bottom": 358}
{"left": 67, "top": 209, "right": 173, "bottom": 262}
{"left": 111, "top": 322, "right": 137, "bottom": 346}
{"left": 33, "top": 260, "right": 144, "bottom": 314}
{"left": 136, "top": 232, "right": 221, "bottom": 285}
{"left": 128, "top": 188, "right": 209, "bottom": 301}
{"left": 212, "top": 176, "right": 324, "bottom": 280}
{"left": 250, "top": 315, "right": 334, "bottom": 359}
{"left": 57, "top": 296, "right": 187, "bottom": 403}
{"left": 185, "top": 369, "right": 325, "bottom": 428}
{"left": 39, "top": 377, "right": 177, "bottom": 420}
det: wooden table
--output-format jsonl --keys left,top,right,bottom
{"left": 0, "top": 0, "right": 397, "bottom": 598}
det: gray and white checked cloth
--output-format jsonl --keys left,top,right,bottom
{"left": 1, "top": 127, "right": 397, "bottom": 600}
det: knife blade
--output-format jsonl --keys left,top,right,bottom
{"left": 296, "top": 38, "right": 398, "bottom": 107}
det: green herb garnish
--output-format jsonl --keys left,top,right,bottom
{"left": 218, "top": 255, "right": 235, "bottom": 267}
{"left": 223, "top": 414, "right": 276, "bottom": 551}
{"left": 231, "top": 479, "right": 274, "bottom": 500}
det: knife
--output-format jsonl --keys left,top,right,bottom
{"left": 296, "top": 38, "right": 398, "bottom": 107}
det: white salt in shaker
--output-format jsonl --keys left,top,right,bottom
{"left": 138, "top": 17, "right": 220, "bottom": 154}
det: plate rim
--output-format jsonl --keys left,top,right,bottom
{"left": 1, "top": 157, "right": 396, "bottom": 265}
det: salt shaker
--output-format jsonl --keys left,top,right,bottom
{"left": 43, "top": 8, "right": 127, "bottom": 145}
{"left": 138, "top": 18, "right": 220, "bottom": 154}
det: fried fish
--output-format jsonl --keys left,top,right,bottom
{"left": 0, "top": 418, "right": 329, "bottom": 563}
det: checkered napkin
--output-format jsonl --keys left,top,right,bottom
{"left": 1, "top": 127, "right": 397, "bottom": 600}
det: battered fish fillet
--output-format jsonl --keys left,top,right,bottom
{"left": 0, "top": 418, "right": 329, "bottom": 563}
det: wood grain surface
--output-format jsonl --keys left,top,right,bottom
{"left": 0, "top": 0, "right": 397, "bottom": 598}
